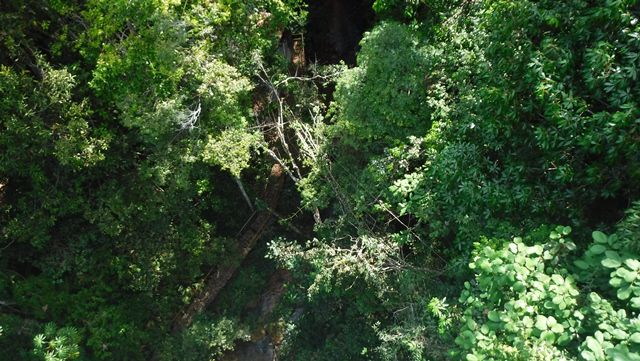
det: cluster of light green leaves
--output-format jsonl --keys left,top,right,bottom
{"left": 455, "top": 222, "right": 640, "bottom": 361}
{"left": 330, "top": 22, "right": 431, "bottom": 153}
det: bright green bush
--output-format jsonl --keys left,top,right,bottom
{"left": 455, "top": 220, "right": 640, "bottom": 360}
{"left": 330, "top": 22, "right": 431, "bottom": 153}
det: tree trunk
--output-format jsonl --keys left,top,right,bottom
{"left": 171, "top": 163, "right": 284, "bottom": 333}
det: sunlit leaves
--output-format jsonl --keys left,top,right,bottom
{"left": 202, "top": 129, "right": 261, "bottom": 177}
{"left": 331, "top": 22, "right": 431, "bottom": 152}
{"left": 457, "top": 224, "right": 640, "bottom": 360}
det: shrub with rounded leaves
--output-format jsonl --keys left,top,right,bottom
{"left": 456, "top": 221, "right": 640, "bottom": 361}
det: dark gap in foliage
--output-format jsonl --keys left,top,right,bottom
{"left": 587, "top": 194, "right": 630, "bottom": 227}
{"left": 304, "top": 0, "right": 375, "bottom": 65}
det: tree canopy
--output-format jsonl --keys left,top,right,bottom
{"left": 1, "top": 0, "right": 640, "bottom": 360}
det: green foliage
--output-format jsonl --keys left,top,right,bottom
{"left": 159, "top": 316, "right": 249, "bottom": 361}
{"left": 330, "top": 22, "right": 431, "bottom": 153}
{"left": 305, "top": 0, "right": 640, "bottom": 274}
{"left": 372, "top": 0, "right": 455, "bottom": 24}
{"left": 456, "top": 228, "right": 579, "bottom": 360}
{"left": 291, "top": 1, "right": 640, "bottom": 360}
{"left": 427, "top": 297, "right": 458, "bottom": 335}
{"left": 32, "top": 323, "right": 81, "bottom": 361}
{"left": 0, "top": 0, "right": 306, "bottom": 359}
{"left": 4, "top": 0, "right": 640, "bottom": 360}
{"left": 203, "top": 129, "right": 261, "bottom": 177}
{"left": 456, "top": 221, "right": 640, "bottom": 361}
{"left": 269, "top": 234, "right": 450, "bottom": 361}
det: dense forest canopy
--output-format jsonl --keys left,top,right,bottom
{"left": 1, "top": 0, "right": 640, "bottom": 360}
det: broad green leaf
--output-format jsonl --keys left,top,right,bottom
{"left": 604, "top": 251, "right": 619, "bottom": 259}
{"left": 617, "top": 268, "right": 637, "bottom": 283}
{"left": 552, "top": 274, "right": 564, "bottom": 285}
{"left": 535, "top": 315, "right": 548, "bottom": 330}
{"left": 575, "top": 259, "right": 590, "bottom": 270}
{"left": 617, "top": 286, "right": 632, "bottom": 300}
{"left": 586, "top": 336, "right": 603, "bottom": 357}
{"left": 581, "top": 350, "right": 596, "bottom": 361}
{"left": 611, "top": 329, "right": 628, "bottom": 340}
{"left": 625, "top": 259, "right": 640, "bottom": 271}
{"left": 518, "top": 242, "right": 527, "bottom": 254}
{"left": 592, "top": 231, "right": 608, "bottom": 244}
{"left": 602, "top": 257, "right": 622, "bottom": 268}
{"left": 609, "top": 346, "right": 640, "bottom": 361}
{"left": 513, "top": 281, "right": 526, "bottom": 292}
{"left": 528, "top": 245, "right": 543, "bottom": 255}
{"left": 590, "top": 244, "right": 607, "bottom": 255}
{"left": 558, "top": 300, "right": 567, "bottom": 310}
{"left": 610, "top": 277, "right": 623, "bottom": 288}
{"left": 456, "top": 330, "right": 476, "bottom": 348}
{"left": 551, "top": 323, "right": 564, "bottom": 333}
{"left": 541, "top": 330, "right": 556, "bottom": 343}
{"left": 557, "top": 333, "right": 571, "bottom": 345}
{"left": 594, "top": 331, "right": 604, "bottom": 344}
{"left": 488, "top": 310, "right": 500, "bottom": 322}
